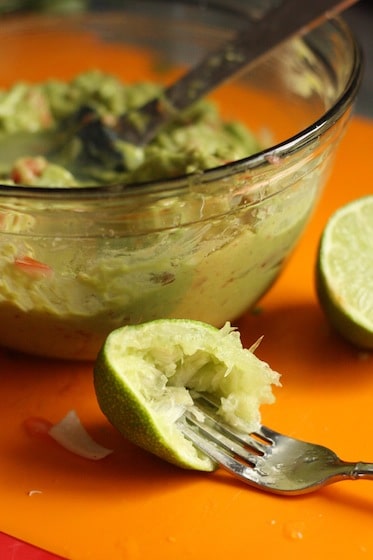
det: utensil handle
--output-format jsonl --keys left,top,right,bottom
{"left": 165, "top": 0, "right": 358, "bottom": 108}
{"left": 351, "top": 462, "right": 373, "bottom": 479}
{"left": 117, "top": 0, "right": 357, "bottom": 145}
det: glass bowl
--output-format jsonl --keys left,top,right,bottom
{"left": 0, "top": 0, "right": 362, "bottom": 359}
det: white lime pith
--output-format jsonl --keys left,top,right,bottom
{"left": 94, "top": 319, "right": 280, "bottom": 471}
{"left": 316, "top": 195, "right": 373, "bottom": 349}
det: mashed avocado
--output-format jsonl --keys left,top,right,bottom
{"left": 0, "top": 70, "right": 261, "bottom": 187}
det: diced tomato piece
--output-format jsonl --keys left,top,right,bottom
{"left": 14, "top": 255, "right": 53, "bottom": 278}
{"left": 23, "top": 416, "right": 53, "bottom": 440}
{"left": 11, "top": 156, "right": 47, "bottom": 185}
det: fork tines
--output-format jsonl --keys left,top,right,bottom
{"left": 181, "top": 394, "right": 272, "bottom": 469}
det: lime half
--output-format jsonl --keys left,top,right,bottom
{"left": 94, "top": 319, "right": 280, "bottom": 471}
{"left": 316, "top": 195, "right": 373, "bottom": 349}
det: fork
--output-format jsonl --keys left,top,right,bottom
{"left": 180, "top": 395, "right": 373, "bottom": 495}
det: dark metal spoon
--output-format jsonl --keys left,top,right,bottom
{"left": 77, "top": 0, "right": 358, "bottom": 170}
{"left": 113, "top": 0, "right": 358, "bottom": 144}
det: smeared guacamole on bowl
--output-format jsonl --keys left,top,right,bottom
{"left": 0, "top": 70, "right": 260, "bottom": 187}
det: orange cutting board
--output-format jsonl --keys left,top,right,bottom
{"left": 0, "top": 116, "right": 373, "bottom": 560}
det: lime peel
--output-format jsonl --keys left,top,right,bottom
{"left": 94, "top": 319, "right": 281, "bottom": 471}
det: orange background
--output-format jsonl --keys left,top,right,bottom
{"left": 0, "top": 115, "right": 372, "bottom": 560}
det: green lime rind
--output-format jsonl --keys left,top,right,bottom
{"left": 316, "top": 271, "right": 373, "bottom": 349}
{"left": 316, "top": 195, "right": 373, "bottom": 350}
{"left": 94, "top": 319, "right": 280, "bottom": 471}
{"left": 94, "top": 351, "right": 212, "bottom": 470}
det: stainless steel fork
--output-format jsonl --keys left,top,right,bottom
{"left": 180, "top": 395, "right": 373, "bottom": 495}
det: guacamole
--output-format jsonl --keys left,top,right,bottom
{"left": 0, "top": 70, "right": 261, "bottom": 187}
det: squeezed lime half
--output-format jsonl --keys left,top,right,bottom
{"left": 316, "top": 195, "right": 373, "bottom": 349}
{"left": 94, "top": 319, "right": 280, "bottom": 471}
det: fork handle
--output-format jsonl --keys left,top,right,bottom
{"left": 349, "top": 462, "right": 373, "bottom": 480}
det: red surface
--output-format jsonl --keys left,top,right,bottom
{"left": 0, "top": 532, "right": 63, "bottom": 559}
